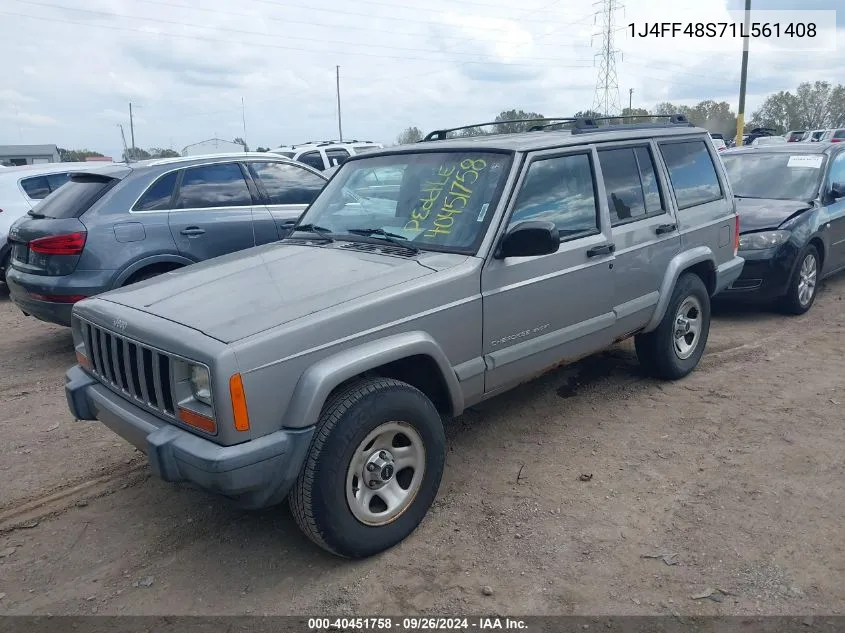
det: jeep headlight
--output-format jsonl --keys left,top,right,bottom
{"left": 738, "top": 230, "right": 790, "bottom": 250}
{"left": 189, "top": 365, "right": 212, "bottom": 405}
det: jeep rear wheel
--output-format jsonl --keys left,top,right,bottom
{"left": 635, "top": 272, "right": 711, "bottom": 380}
{"left": 289, "top": 377, "right": 445, "bottom": 558}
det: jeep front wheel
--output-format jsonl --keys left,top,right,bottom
{"left": 635, "top": 272, "right": 711, "bottom": 380}
{"left": 289, "top": 377, "right": 446, "bottom": 558}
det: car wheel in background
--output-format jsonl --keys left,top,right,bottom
{"left": 779, "top": 244, "right": 819, "bottom": 315}
{"left": 635, "top": 272, "right": 711, "bottom": 380}
{"left": 290, "top": 376, "right": 446, "bottom": 558}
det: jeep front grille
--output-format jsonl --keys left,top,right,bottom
{"left": 80, "top": 320, "right": 176, "bottom": 418}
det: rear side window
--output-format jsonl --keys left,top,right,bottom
{"left": 597, "top": 146, "right": 664, "bottom": 225}
{"left": 508, "top": 153, "right": 599, "bottom": 241}
{"left": 248, "top": 162, "right": 326, "bottom": 205}
{"left": 325, "top": 148, "right": 350, "bottom": 167}
{"left": 175, "top": 163, "right": 253, "bottom": 209}
{"left": 835, "top": 130, "right": 845, "bottom": 139}
{"left": 134, "top": 171, "right": 178, "bottom": 211}
{"left": 29, "top": 174, "right": 117, "bottom": 219}
{"left": 46, "top": 172, "right": 71, "bottom": 191}
{"left": 297, "top": 151, "right": 325, "bottom": 170}
{"left": 658, "top": 140, "right": 723, "bottom": 209}
{"left": 20, "top": 176, "right": 51, "bottom": 199}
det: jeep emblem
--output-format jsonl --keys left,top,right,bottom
{"left": 113, "top": 318, "right": 128, "bottom": 331}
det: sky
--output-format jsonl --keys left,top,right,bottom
{"left": 0, "top": 0, "right": 842, "bottom": 159}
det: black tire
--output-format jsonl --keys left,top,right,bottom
{"left": 0, "top": 251, "right": 10, "bottom": 286}
{"left": 289, "top": 376, "right": 446, "bottom": 558}
{"left": 635, "top": 272, "right": 711, "bottom": 380}
{"left": 777, "top": 244, "right": 819, "bottom": 315}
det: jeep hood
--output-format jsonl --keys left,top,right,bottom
{"left": 735, "top": 197, "right": 813, "bottom": 233}
{"left": 97, "top": 243, "right": 443, "bottom": 342}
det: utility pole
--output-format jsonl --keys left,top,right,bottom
{"left": 336, "top": 65, "right": 343, "bottom": 141}
{"left": 629, "top": 88, "right": 633, "bottom": 110}
{"left": 592, "top": 0, "right": 623, "bottom": 116}
{"left": 129, "top": 102, "right": 136, "bottom": 159}
{"left": 735, "top": 0, "right": 751, "bottom": 146}
{"left": 241, "top": 96, "right": 247, "bottom": 149}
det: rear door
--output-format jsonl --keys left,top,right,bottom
{"left": 168, "top": 162, "right": 258, "bottom": 261}
{"left": 296, "top": 150, "right": 326, "bottom": 171}
{"left": 245, "top": 161, "right": 327, "bottom": 242}
{"left": 595, "top": 141, "right": 682, "bottom": 337}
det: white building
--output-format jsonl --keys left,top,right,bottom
{"left": 0, "top": 144, "right": 60, "bottom": 166}
{"left": 181, "top": 139, "right": 247, "bottom": 156}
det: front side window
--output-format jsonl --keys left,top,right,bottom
{"left": 134, "top": 170, "right": 179, "bottom": 211}
{"left": 248, "top": 161, "right": 326, "bottom": 205}
{"left": 297, "top": 151, "right": 325, "bottom": 170}
{"left": 508, "top": 153, "right": 599, "bottom": 240}
{"left": 721, "top": 152, "right": 825, "bottom": 200}
{"left": 175, "top": 163, "right": 253, "bottom": 209}
{"left": 597, "top": 146, "right": 664, "bottom": 225}
{"left": 659, "top": 140, "right": 723, "bottom": 209}
{"left": 294, "top": 151, "right": 513, "bottom": 254}
{"left": 325, "top": 149, "right": 351, "bottom": 167}
{"left": 826, "top": 153, "right": 845, "bottom": 188}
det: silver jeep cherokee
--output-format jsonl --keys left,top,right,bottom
{"left": 65, "top": 115, "right": 744, "bottom": 558}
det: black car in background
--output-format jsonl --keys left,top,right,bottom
{"left": 717, "top": 142, "right": 845, "bottom": 314}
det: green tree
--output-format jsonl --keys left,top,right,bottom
{"left": 396, "top": 126, "right": 423, "bottom": 144}
{"left": 148, "top": 147, "right": 180, "bottom": 159}
{"left": 619, "top": 107, "right": 651, "bottom": 124}
{"left": 750, "top": 82, "right": 845, "bottom": 132}
{"left": 573, "top": 110, "right": 604, "bottom": 119}
{"left": 123, "top": 147, "right": 151, "bottom": 162}
{"left": 255, "top": 146, "right": 270, "bottom": 152}
{"left": 58, "top": 148, "right": 105, "bottom": 162}
{"left": 233, "top": 137, "right": 249, "bottom": 151}
{"left": 493, "top": 109, "right": 545, "bottom": 133}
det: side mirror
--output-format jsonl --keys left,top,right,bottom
{"left": 495, "top": 220, "right": 559, "bottom": 259}
{"left": 830, "top": 182, "right": 845, "bottom": 200}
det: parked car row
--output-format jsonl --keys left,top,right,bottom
{"left": 5, "top": 113, "right": 845, "bottom": 560}
{"left": 4, "top": 153, "right": 328, "bottom": 325}
{"left": 786, "top": 128, "right": 845, "bottom": 143}
{"left": 266, "top": 140, "right": 383, "bottom": 171}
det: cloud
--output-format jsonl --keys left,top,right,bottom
{"left": 0, "top": 0, "right": 841, "bottom": 157}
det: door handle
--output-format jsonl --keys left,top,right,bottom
{"left": 586, "top": 243, "right": 615, "bottom": 257}
{"left": 655, "top": 223, "right": 677, "bottom": 235}
{"left": 180, "top": 227, "right": 206, "bottom": 236}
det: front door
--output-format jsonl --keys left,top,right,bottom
{"left": 168, "top": 162, "right": 257, "bottom": 262}
{"left": 245, "top": 161, "right": 328, "bottom": 242}
{"left": 823, "top": 152, "right": 845, "bottom": 270}
{"left": 595, "top": 141, "right": 682, "bottom": 338}
{"left": 481, "top": 149, "right": 616, "bottom": 394}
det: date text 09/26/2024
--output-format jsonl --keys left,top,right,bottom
{"left": 307, "top": 617, "right": 528, "bottom": 630}
{"left": 629, "top": 22, "right": 816, "bottom": 38}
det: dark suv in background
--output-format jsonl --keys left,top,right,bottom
{"left": 6, "top": 153, "right": 327, "bottom": 326}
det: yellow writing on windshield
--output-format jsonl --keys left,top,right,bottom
{"left": 404, "top": 158, "right": 488, "bottom": 239}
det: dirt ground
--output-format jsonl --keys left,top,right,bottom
{"left": 1, "top": 276, "right": 844, "bottom": 617}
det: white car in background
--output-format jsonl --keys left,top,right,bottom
{"left": 750, "top": 136, "right": 787, "bottom": 147}
{"left": 0, "top": 161, "right": 115, "bottom": 283}
{"left": 267, "top": 140, "right": 383, "bottom": 171}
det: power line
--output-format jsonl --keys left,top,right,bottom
{"left": 5, "top": 1, "right": 596, "bottom": 65}
{"left": 0, "top": 8, "right": 594, "bottom": 67}
{"left": 591, "top": 0, "right": 623, "bottom": 116}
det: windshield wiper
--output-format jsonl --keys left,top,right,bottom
{"left": 347, "top": 228, "right": 420, "bottom": 253}
{"left": 27, "top": 210, "right": 46, "bottom": 218}
{"left": 289, "top": 223, "right": 334, "bottom": 242}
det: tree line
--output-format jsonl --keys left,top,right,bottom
{"left": 396, "top": 81, "right": 845, "bottom": 144}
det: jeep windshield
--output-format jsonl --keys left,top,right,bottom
{"left": 291, "top": 150, "right": 513, "bottom": 254}
{"left": 722, "top": 152, "right": 825, "bottom": 201}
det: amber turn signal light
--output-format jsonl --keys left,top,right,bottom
{"left": 229, "top": 373, "right": 250, "bottom": 432}
{"left": 178, "top": 407, "right": 217, "bottom": 434}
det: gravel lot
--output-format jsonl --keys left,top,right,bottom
{"left": 1, "top": 276, "right": 844, "bottom": 616}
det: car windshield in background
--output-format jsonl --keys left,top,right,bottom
{"left": 294, "top": 151, "right": 513, "bottom": 254}
{"left": 722, "top": 152, "right": 825, "bottom": 200}
{"left": 29, "top": 173, "right": 117, "bottom": 218}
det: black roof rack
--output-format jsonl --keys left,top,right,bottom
{"left": 422, "top": 114, "right": 695, "bottom": 141}
{"left": 422, "top": 118, "right": 578, "bottom": 141}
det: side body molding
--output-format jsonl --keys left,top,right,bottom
{"left": 281, "top": 331, "right": 465, "bottom": 429}
{"left": 641, "top": 246, "right": 715, "bottom": 333}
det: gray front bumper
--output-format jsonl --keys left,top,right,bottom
{"left": 65, "top": 365, "right": 314, "bottom": 509}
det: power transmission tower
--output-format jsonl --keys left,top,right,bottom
{"left": 592, "top": 0, "right": 623, "bottom": 117}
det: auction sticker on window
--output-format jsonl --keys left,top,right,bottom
{"left": 787, "top": 155, "right": 824, "bottom": 168}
